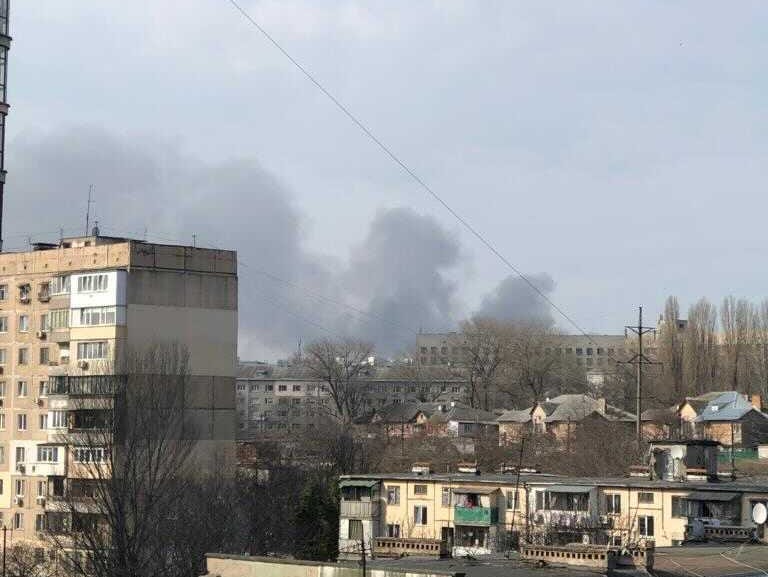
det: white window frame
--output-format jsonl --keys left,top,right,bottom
{"left": 50, "top": 411, "right": 67, "bottom": 429}
{"left": 36, "top": 446, "right": 58, "bottom": 463}
{"left": 77, "top": 274, "right": 109, "bottom": 293}
{"left": 17, "top": 413, "right": 27, "bottom": 431}
{"left": 77, "top": 341, "right": 108, "bottom": 360}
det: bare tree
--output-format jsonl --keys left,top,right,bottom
{"left": 460, "top": 318, "right": 513, "bottom": 409}
{"left": 658, "top": 296, "right": 684, "bottom": 399}
{"left": 302, "top": 338, "right": 374, "bottom": 424}
{"left": 720, "top": 296, "right": 754, "bottom": 391}
{"left": 683, "top": 298, "right": 719, "bottom": 396}
{"left": 6, "top": 543, "right": 57, "bottom": 577}
{"left": 45, "top": 344, "right": 243, "bottom": 577}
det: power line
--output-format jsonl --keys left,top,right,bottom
{"left": 224, "top": 0, "right": 626, "bottom": 361}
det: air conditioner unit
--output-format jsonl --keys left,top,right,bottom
{"left": 77, "top": 360, "right": 89, "bottom": 370}
{"left": 35, "top": 496, "right": 45, "bottom": 506}
{"left": 15, "top": 463, "right": 25, "bottom": 474}
{"left": 37, "top": 293, "right": 50, "bottom": 303}
{"left": 13, "top": 497, "right": 23, "bottom": 507}
{"left": 36, "top": 398, "right": 44, "bottom": 407}
{"left": 36, "top": 330, "right": 47, "bottom": 339}
{"left": 581, "top": 534, "right": 591, "bottom": 545}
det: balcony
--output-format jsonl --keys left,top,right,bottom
{"left": 454, "top": 506, "right": 498, "bottom": 526}
{"left": 340, "top": 500, "right": 379, "bottom": 518}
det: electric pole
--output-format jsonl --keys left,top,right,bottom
{"left": 620, "top": 306, "right": 660, "bottom": 446}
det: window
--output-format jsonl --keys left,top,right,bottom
{"left": 0, "top": 285, "right": 6, "bottom": 300}
{"left": 278, "top": 385, "right": 287, "bottom": 392}
{"left": 38, "top": 381, "right": 47, "bottom": 397}
{"left": 37, "top": 446, "right": 58, "bottom": 463}
{"left": 18, "top": 315, "right": 29, "bottom": 332}
{"left": 13, "top": 513, "right": 22, "bottom": 530}
{"left": 15, "top": 447, "right": 24, "bottom": 463}
{"left": 576, "top": 348, "right": 583, "bottom": 356}
{"left": 16, "top": 381, "right": 27, "bottom": 397}
{"left": 19, "top": 284, "right": 30, "bottom": 302}
{"left": 597, "top": 348, "right": 604, "bottom": 355}
{"left": 386, "top": 524, "right": 401, "bottom": 538}
{"left": 50, "top": 276, "right": 70, "bottom": 295}
{"left": 77, "top": 306, "right": 117, "bottom": 326}
{"left": 506, "top": 490, "right": 519, "bottom": 510}
{"left": 0, "top": 382, "right": 5, "bottom": 397}
{"left": 17, "top": 348, "right": 28, "bottom": 365}
{"left": 265, "top": 384, "right": 273, "bottom": 392}
{"left": 35, "top": 514, "right": 45, "bottom": 532}
{"left": 0, "top": 413, "right": 5, "bottom": 430}
{"left": 72, "top": 447, "right": 109, "bottom": 463}
{"left": 48, "top": 309, "right": 69, "bottom": 329}
{"left": 442, "top": 487, "right": 452, "bottom": 506}
{"left": 0, "top": 317, "right": 6, "bottom": 333}
{"left": 0, "top": 446, "right": 4, "bottom": 464}
{"left": 77, "top": 274, "right": 108, "bottom": 293}
{"left": 39, "top": 414, "right": 48, "bottom": 430}
{"left": 413, "top": 506, "right": 428, "bottom": 525}
{"left": 77, "top": 341, "right": 108, "bottom": 360}
{"left": 236, "top": 384, "right": 246, "bottom": 392}
{"left": 348, "top": 519, "right": 363, "bottom": 541}
{"left": 249, "top": 384, "right": 259, "bottom": 392}
{"left": 17, "top": 413, "right": 27, "bottom": 431}
{"left": 606, "top": 494, "right": 621, "bottom": 514}
{"left": 586, "top": 348, "right": 593, "bottom": 356}
{"left": 671, "top": 497, "right": 688, "bottom": 519}
{"left": 15, "top": 479, "right": 24, "bottom": 497}
{"left": 638, "top": 515, "right": 655, "bottom": 537}
{"left": 414, "top": 484, "right": 427, "bottom": 495}
{"left": 39, "top": 347, "right": 50, "bottom": 365}
{"left": 292, "top": 384, "right": 301, "bottom": 392}
{"left": 638, "top": 492, "right": 654, "bottom": 504}
{"left": 0, "top": 349, "right": 5, "bottom": 365}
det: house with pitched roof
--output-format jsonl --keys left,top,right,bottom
{"left": 497, "top": 394, "right": 636, "bottom": 445}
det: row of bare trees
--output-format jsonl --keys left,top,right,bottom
{"left": 650, "top": 295, "right": 768, "bottom": 405}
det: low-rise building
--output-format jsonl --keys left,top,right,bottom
{"left": 236, "top": 364, "right": 468, "bottom": 440}
{"left": 338, "top": 441, "right": 768, "bottom": 557}
{"left": 497, "top": 394, "right": 635, "bottom": 445}
{"left": 642, "top": 391, "right": 768, "bottom": 448}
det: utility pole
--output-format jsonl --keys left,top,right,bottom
{"left": 621, "top": 306, "right": 660, "bottom": 446}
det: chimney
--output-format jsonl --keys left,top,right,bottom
{"left": 597, "top": 398, "right": 607, "bottom": 415}
{"left": 751, "top": 394, "right": 762, "bottom": 412}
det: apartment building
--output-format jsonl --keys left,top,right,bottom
{"left": 339, "top": 441, "right": 768, "bottom": 557}
{"left": 236, "top": 364, "right": 468, "bottom": 439}
{"left": 416, "top": 333, "right": 631, "bottom": 370}
{"left": 0, "top": 236, "right": 237, "bottom": 548}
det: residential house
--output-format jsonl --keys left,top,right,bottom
{"left": 497, "top": 394, "right": 635, "bottom": 445}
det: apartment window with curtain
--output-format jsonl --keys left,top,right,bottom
{"left": 77, "top": 341, "right": 108, "bottom": 360}
{"left": 413, "top": 506, "right": 428, "bottom": 525}
{"left": 638, "top": 515, "right": 655, "bottom": 537}
{"left": 17, "top": 414, "right": 27, "bottom": 431}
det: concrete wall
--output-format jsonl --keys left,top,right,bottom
{"left": 205, "top": 555, "right": 460, "bottom": 577}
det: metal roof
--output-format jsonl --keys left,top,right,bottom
{"left": 543, "top": 485, "right": 593, "bottom": 494}
{"left": 685, "top": 491, "right": 740, "bottom": 502}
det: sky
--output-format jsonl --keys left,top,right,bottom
{"left": 5, "top": 1, "right": 768, "bottom": 359}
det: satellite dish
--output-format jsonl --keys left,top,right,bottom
{"left": 752, "top": 503, "right": 768, "bottom": 525}
{"left": 582, "top": 534, "right": 591, "bottom": 545}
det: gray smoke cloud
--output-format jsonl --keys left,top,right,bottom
{"left": 6, "top": 126, "right": 555, "bottom": 358}
{"left": 475, "top": 273, "right": 555, "bottom": 325}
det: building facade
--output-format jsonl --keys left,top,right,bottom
{"left": 236, "top": 364, "right": 468, "bottom": 439}
{"left": 339, "top": 466, "right": 768, "bottom": 557}
{"left": 0, "top": 236, "right": 237, "bottom": 549}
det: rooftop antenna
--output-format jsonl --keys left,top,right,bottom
{"left": 192, "top": 233, "right": 196, "bottom": 248}
{"left": 0, "top": 1, "right": 12, "bottom": 252}
{"left": 85, "top": 184, "right": 95, "bottom": 236}
{"left": 91, "top": 220, "right": 100, "bottom": 236}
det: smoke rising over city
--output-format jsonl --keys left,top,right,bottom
{"left": 6, "top": 126, "right": 554, "bottom": 358}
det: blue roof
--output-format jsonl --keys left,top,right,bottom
{"left": 694, "top": 391, "right": 767, "bottom": 422}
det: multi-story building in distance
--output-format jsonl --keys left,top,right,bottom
{"left": 416, "top": 332, "right": 632, "bottom": 388}
{"left": 0, "top": 235, "right": 237, "bottom": 548}
{"left": 236, "top": 363, "right": 468, "bottom": 439}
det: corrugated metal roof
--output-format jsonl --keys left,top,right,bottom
{"left": 543, "top": 485, "right": 592, "bottom": 494}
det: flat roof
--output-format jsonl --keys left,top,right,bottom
{"left": 339, "top": 472, "right": 768, "bottom": 494}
